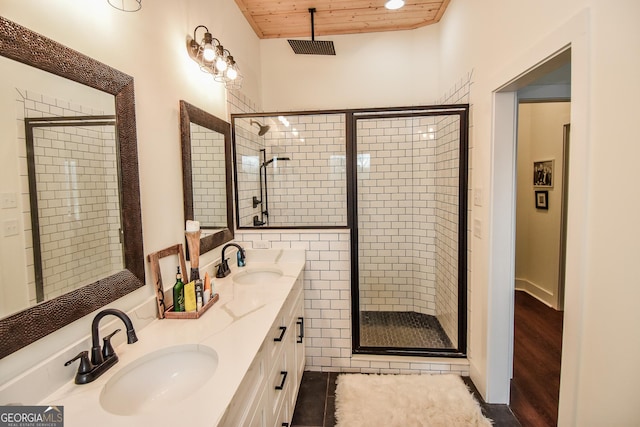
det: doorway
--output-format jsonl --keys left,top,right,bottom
{"left": 485, "top": 13, "right": 589, "bottom": 426}
{"left": 512, "top": 100, "right": 570, "bottom": 425}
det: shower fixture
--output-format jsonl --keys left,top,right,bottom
{"left": 254, "top": 149, "right": 291, "bottom": 226}
{"left": 288, "top": 8, "right": 336, "bottom": 56}
{"left": 263, "top": 156, "right": 291, "bottom": 166}
{"left": 250, "top": 120, "right": 271, "bottom": 136}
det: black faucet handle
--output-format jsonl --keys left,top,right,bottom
{"left": 102, "top": 328, "right": 121, "bottom": 359}
{"left": 64, "top": 351, "right": 93, "bottom": 374}
{"left": 216, "top": 259, "right": 231, "bottom": 278}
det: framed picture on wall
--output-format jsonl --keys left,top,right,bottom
{"left": 535, "top": 190, "right": 549, "bottom": 210}
{"left": 533, "top": 159, "right": 554, "bottom": 188}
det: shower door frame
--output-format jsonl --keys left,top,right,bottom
{"left": 349, "top": 104, "right": 470, "bottom": 358}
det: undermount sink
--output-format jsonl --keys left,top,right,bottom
{"left": 233, "top": 267, "right": 284, "bottom": 285}
{"left": 100, "top": 344, "right": 218, "bottom": 416}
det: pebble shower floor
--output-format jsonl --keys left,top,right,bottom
{"left": 360, "top": 311, "right": 453, "bottom": 349}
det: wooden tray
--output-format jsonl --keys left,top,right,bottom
{"left": 164, "top": 293, "right": 219, "bottom": 319}
{"left": 147, "top": 243, "right": 219, "bottom": 319}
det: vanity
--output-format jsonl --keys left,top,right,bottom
{"left": 39, "top": 249, "right": 306, "bottom": 427}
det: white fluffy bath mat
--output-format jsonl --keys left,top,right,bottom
{"left": 335, "top": 374, "right": 492, "bottom": 427}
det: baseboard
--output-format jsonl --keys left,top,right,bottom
{"left": 514, "top": 278, "right": 555, "bottom": 308}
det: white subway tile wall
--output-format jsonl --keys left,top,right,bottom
{"left": 16, "top": 89, "right": 121, "bottom": 304}
{"left": 356, "top": 113, "right": 462, "bottom": 348}
{"left": 435, "top": 114, "right": 461, "bottom": 347}
{"left": 190, "top": 122, "right": 227, "bottom": 226}
{"left": 227, "top": 91, "right": 265, "bottom": 227}
{"left": 437, "top": 73, "right": 473, "bottom": 353}
{"left": 235, "top": 230, "right": 469, "bottom": 376}
{"left": 262, "top": 114, "right": 347, "bottom": 227}
{"left": 357, "top": 116, "right": 438, "bottom": 315}
{"left": 233, "top": 113, "right": 348, "bottom": 228}
{"left": 234, "top": 120, "right": 264, "bottom": 227}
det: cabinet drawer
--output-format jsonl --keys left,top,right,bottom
{"left": 266, "top": 313, "right": 287, "bottom": 370}
{"left": 268, "top": 346, "right": 289, "bottom": 419}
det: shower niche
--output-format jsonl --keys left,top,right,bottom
{"left": 232, "top": 105, "right": 468, "bottom": 358}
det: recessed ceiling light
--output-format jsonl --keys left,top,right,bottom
{"left": 385, "top": 0, "right": 405, "bottom": 10}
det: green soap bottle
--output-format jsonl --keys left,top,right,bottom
{"left": 173, "top": 266, "right": 185, "bottom": 312}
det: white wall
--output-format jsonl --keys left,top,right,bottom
{"left": 0, "top": 0, "right": 261, "bottom": 387}
{"left": 515, "top": 102, "right": 570, "bottom": 308}
{"left": 260, "top": 25, "right": 441, "bottom": 111}
{"left": 437, "top": 0, "right": 640, "bottom": 425}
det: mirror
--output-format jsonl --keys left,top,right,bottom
{"left": 0, "top": 17, "right": 144, "bottom": 359}
{"left": 180, "top": 100, "right": 234, "bottom": 255}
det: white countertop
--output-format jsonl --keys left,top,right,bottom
{"left": 40, "top": 249, "right": 305, "bottom": 427}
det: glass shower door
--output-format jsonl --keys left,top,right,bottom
{"left": 352, "top": 106, "right": 468, "bottom": 356}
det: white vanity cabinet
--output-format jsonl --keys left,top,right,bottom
{"left": 220, "top": 275, "right": 305, "bottom": 427}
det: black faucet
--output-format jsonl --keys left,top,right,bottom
{"left": 216, "top": 243, "right": 246, "bottom": 278}
{"left": 64, "top": 308, "right": 138, "bottom": 384}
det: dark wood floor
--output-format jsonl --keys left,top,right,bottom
{"left": 510, "top": 290, "right": 564, "bottom": 427}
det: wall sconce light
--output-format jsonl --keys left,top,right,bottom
{"left": 187, "top": 25, "right": 242, "bottom": 89}
{"left": 107, "top": 0, "right": 141, "bottom": 12}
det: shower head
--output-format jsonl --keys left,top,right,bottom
{"left": 288, "top": 8, "right": 335, "bottom": 55}
{"left": 250, "top": 119, "right": 271, "bottom": 136}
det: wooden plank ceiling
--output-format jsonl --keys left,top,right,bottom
{"left": 233, "top": 0, "right": 450, "bottom": 39}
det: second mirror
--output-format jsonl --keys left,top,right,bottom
{"left": 180, "top": 101, "right": 234, "bottom": 255}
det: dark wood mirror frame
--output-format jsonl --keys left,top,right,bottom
{"left": 180, "top": 100, "right": 234, "bottom": 256}
{"left": 0, "top": 17, "right": 145, "bottom": 359}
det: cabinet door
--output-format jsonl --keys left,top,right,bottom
{"left": 272, "top": 397, "right": 290, "bottom": 427}
{"left": 221, "top": 342, "right": 267, "bottom": 426}
{"left": 248, "top": 386, "right": 269, "bottom": 427}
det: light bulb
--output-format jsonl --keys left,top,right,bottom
{"left": 226, "top": 66, "right": 238, "bottom": 80}
{"left": 214, "top": 46, "right": 228, "bottom": 72}
{"left": 385, "top": 0, "right": 405, "bottom": 10}
{"left": 216, "top": 57, "right": 228, "bottom": 72}
{"left": 203, "top": 43, "right": 215, "bottom": 61}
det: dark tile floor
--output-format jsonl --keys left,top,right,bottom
{"left": 292, "top": 371, "right": 521, "bottom": 427}
{"left": 360, "top": 311, "right": 453, "bottom": 348}
{"left": 292, "top": 371, "right": 337, "bottom": 427}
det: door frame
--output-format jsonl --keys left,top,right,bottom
{"left": 485, "top": 10, "right": 590, "bottom": 426}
